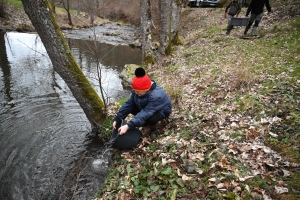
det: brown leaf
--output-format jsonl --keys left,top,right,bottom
{"left": 224, "top": 180, "right": 230, "bottom": 189}
{"left": 221, "top": 155, "right": 229, "bottom": 166}
{"left": 250, "top": 128, "right": 261, "bottom": 137}
{"left": 170, "top": 162, "right": 177, "bottom": 169}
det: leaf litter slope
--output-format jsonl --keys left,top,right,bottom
{"left": 100, "top": 2, "right": 300, "bottom": 199}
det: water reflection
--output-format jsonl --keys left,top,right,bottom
{"left": 0, "top": 31, "right": 141, "bottom": 199}
{"left": 67, "top": 38, "right": 141, "bottom": 103}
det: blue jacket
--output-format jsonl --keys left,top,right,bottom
{"left": 114, "top": 81, "right": 172, "bottom": 128}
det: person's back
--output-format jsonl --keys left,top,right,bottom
{"left": 246, "top": 0, "right": 271, "bottom": 15}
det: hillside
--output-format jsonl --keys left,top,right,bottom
{"left": 1, "top": 1, "right": 299, "bottom": 199}
{"left": 99, "top": 1, "right": 300, "bottom": 199}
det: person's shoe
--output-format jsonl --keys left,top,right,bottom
{"left": 150, "top": 131, "right": 158, "bottom": 140}
{"left": 251, "top": 26, "right": 257, "bottom": 36}
{"left": 226, "top": 31, "right": 230, "bottom": 35}
{"left": 148, "top": 125, "right": 158, "bottom": 139}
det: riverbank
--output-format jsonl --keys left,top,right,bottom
{"left": 1, "top": 1, "right": 299, "bottom": 199}
{"left": 0, "top": 3, "right": 109, "bottom": 32}
{"left": 0, "top": 3, "right": 141, "bottom": 46}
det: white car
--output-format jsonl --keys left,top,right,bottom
{"left": 189, "top": 0, "right": 221, "bottom": 7}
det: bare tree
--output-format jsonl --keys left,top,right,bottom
{"left": 159, "top": 0, "right": 181, "bottom": 55}
{"left": 0, "top": 0, "right": 8, "bottom": 18}
{"left": 57, "top": 0, "right": 73, "bottom": 26}
{"left": 159, "top": 0, "right": 172, "bottom": 55}
{"left": 21, "top": 0, "right": 106, "bottom": 130}
{"left": 81, "top": 0, "right": 104, "bottom": 25}
{"left": 171, "top": 0, "right": 182, "bottom": 44}
{"left": 140, "top": 0, "right": 153, "bottom": 63}
{"left": 76, "top": 0, "right": 81, "bottom": 15}
{"left": 140, "top": 0, "right": 182, "bottom": 63}
{"left": 49, "top": 0, "right": 56, "bottom": 14}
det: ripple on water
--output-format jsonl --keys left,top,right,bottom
{"left": 0, "top": 91, "right": 107, "bottom": 199}
{"left": 0, "top": 31, "right": 138, "bottom": 199}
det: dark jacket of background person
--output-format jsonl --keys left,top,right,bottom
{"left": 225, "top": 0, "right": 242, "bottom": 16}
{"left": 246, "top": 0, "right": 272, "bottom": 16}
{"left": 114, "top": 81, "right": 172, "bottom": 128}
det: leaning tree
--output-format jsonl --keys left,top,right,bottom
{"left": 21, "top": 0, "right": 106, "bottom": 130}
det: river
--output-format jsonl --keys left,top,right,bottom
{"left": 0, "top": 23, "right": 141, "bottom": 200}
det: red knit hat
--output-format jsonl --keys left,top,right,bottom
{"left": 132, "top": 68, "right": 151, "bottom": 91}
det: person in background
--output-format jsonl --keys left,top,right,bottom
{"left": 240, "top": 0, "right": 245, "bottom": 8}
{"left": 244, "top": 0, "right": 272, "bottom": 36}
{"left": 112, "top": 67, "right": 172, "bottom": 139}
{"left": 224, "top": 0, "right": 242, "bottom": 35}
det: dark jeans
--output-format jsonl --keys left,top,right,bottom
{"left": 130, "top": 106, "right": 167, "bottom": 127}
{"left": 247, "top": 12, "right": 263, "bottom": 28}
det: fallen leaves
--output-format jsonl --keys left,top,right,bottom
{"left": 99, "top": 2, "right": 300, "bottom": 199}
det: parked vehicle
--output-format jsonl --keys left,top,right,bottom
{"left": 189, "top": 0, "right": 221, "bottom": 8}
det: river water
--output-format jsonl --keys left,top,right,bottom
{"left": 0, "top": 24, "right": 141, "bottom": 200}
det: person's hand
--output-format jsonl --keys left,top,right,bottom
{"left": 112, "top": 121, "right": 117, "bottom": 129}
{"left": 118, "top": 124, "right": 129, "bottom": 135}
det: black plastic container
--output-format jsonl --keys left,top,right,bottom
{"left": 110, "top": 127, "right": 142, "bottom": 150}
{"left": 230, "top": 18, "right": 249, "bottom": 26}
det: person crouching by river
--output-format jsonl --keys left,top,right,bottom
{"left": 112, "top": 67, "right": 172, "bottom": 140}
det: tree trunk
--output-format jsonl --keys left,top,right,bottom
{"left": 140, "top": 0, "right": 153, "bottom": 63}
{"left": 49, "top": 0, "right": 56, "bottom": 14}
{"left": 159, "top": 0, "right": 172, "bottom": 55}
{"left": 77, "top": 0, "right": 81, "bottom": 15}
{"left": 171, "top": 0, "right": 182, "bottom": 43}
{"left": 21, "top": 0, "right": 106, "bottom": 130}
{"left": 63, "top": 0, "right": 73, "bottom": 26}
{"left": 159, "top": 0, "right": 181, "bottom": 55}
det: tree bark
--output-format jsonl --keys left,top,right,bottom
{"left": 140, "top": 0, "right": 153, "bottom": 63}
{"left": 21, "top": 0, "right": 106, "bottom": 130}
{"left": 172, "top": 0, "right": 181, "bottom": 35}
{"left": 159, "top": 0, "right": 181, "bottom": 55}
{"left": 159, "top": 0, "right": 172, "bottom": 55}
{"left": 49, "top": 0, "right": 56, "bottom": 14}
{"left": 171, "top": 0, "right": 182, "bottom": 43}
{"left": 62, "top": 0, "right": 73, "bottom": 26}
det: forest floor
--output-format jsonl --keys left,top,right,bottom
{"left": 1, "top": 1, "right": 300, "bottom": 200}
{"left": 100, "top": 1, "right": 300, "bottom": 200}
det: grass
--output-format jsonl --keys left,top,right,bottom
{"left": 6, "top": 0, "right": 23, "bottom": 8}
{"left": 97, "top": 7, "right": 300, "bottom": 198}
{"left": 5, "top": 0, "right": 78, "bottom": 13}
{"left": 6, "top": 0, "right": 299, "bottom": 199}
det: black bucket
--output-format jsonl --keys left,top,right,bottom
{"left": 230, "top": 18, "right": 249, "bottom": 26}
{"left": 110, "top": 126, "right": 142, "bottom": 150}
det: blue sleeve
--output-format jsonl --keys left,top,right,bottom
{"left": 114, "top": 92, "right": 135, "bottom": 122}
